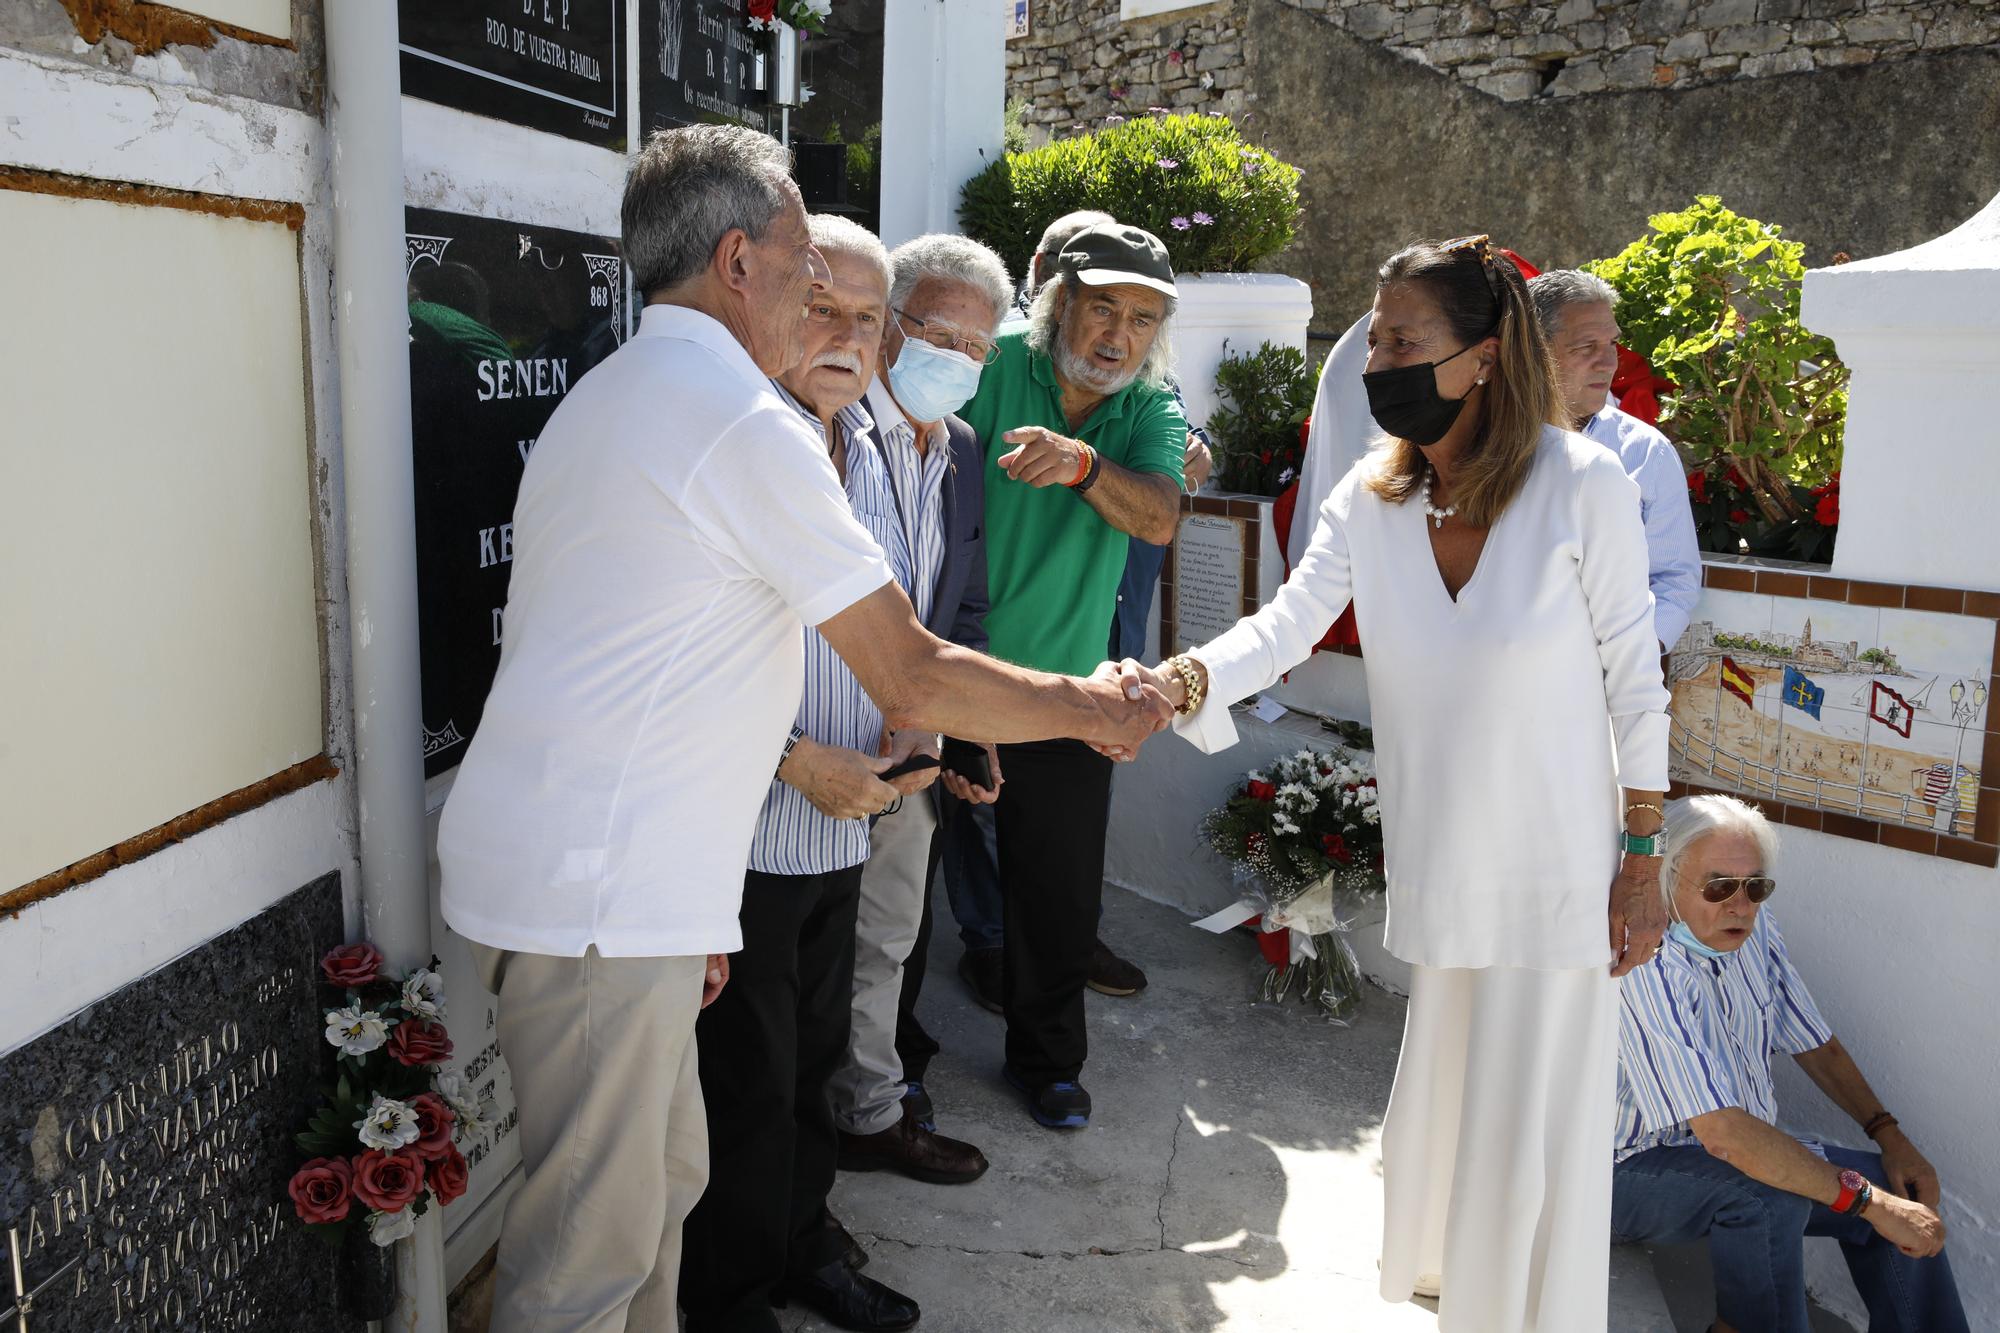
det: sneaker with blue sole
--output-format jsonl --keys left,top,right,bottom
{"left": 1002, "top": 1063, "right": 1091, "bottom": 1129}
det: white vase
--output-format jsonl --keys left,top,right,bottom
{"left": 1168, "top": 272, "right": 1314, "bottom": 439}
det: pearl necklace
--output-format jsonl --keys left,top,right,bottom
{"left": 1420, "top": 471, "right": 1458, "bottom": 530}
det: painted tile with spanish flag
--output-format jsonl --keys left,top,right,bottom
{"left": 1720, "top": 655, "right": 1757, "bottom": 708}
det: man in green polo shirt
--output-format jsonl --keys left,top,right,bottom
{"left": 954, "top": 223, "right": 1186, "bottom": 1129}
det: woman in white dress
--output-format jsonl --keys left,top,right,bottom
{"left": 1113, "top": 236, "right": 1672, "bottom": 1331}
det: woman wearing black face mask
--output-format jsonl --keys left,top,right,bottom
{"left": 1107, "top": 236, "right": 1671, "bottom": 1332}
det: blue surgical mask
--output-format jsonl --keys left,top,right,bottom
{"left": 1668, "top": 920, "right": 1730, "bottom": 960}
{"left": 887, "top": 335, "right": 984, "bottom": 423}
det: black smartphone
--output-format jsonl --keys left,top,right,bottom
{"left": 880, "top": 752, "right": 941, "bottom": 781}
{"left": 939, "top": 737, "right": 993, "bottom": 790}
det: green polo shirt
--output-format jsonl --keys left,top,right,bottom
{"left": 958, "top": 331, "right": 1187, "bottom": 676}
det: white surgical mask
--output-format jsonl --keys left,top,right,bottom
{"left": 887, "top": 335, "right": 984, "bottom": 423}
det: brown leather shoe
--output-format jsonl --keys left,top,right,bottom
{"left": 838, "top": 1103, "right": 989, "bottom": 1184}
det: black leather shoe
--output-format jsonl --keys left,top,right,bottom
{"left": 957, "top": 947, "right": 1004, "bottom": 1013}
{"left": 1087, "top": 936, "right": 1148, "bottom": 996}
{"left": 777, "top": 1257, "right": 920, "bottom": 1331}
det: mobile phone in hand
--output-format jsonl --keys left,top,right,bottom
{"left": 939, "top": 737, "right": 993, "bottom": 790}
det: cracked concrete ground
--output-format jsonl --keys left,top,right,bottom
{"left": 794, "top": 887, "right": 1668, "bottom": 1333}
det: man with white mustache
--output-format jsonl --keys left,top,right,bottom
{"left": 954, "top": 223, "right": 1188, "bottom": 1129}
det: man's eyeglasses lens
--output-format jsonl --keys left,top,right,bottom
{"left": 1701, "top": 875, "right": 1776, "bottom": 904}
{"left": 895, "top": 309, "right": 999, "bottom": 365}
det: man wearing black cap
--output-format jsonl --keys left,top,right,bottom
{"left": 953, "top": 223, "right": 1188, "bottom": 1128}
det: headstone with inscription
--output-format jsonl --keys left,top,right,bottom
{"left": 405, "top": 207, "right": 627, "bottom": 778}
{"left": 399, "top": 0, "right": 627, "bottom": 151}
{"left": 0, "top": 875, "right": 353, "bottom": 1333}
{"left": 640, "top": 0, "right": 770, "bottom": 133}
{"left": 1170, "top": 512, "right": 1249, "bottom": 655}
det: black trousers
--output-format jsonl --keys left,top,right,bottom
{"left": 680, "top": 864, "right": 863, "bottom": 1331}
{"left": 893, "top": 798, "right": 946, "bottom": 1083}
{"left": 992, "top": 738, "right": 1114, "bottom": 1084}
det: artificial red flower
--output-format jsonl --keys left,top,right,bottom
{"left": 1815, "top": 494, "right": 1839, "bottom": 526}
{"left": 747, "top": 0, "right": 776, "bottom": 21}
{"left": 387, "top": 1020, "right": 454, "bottom": 1068}
{"left": 1320, "top": 833, "right": 1352, "bottom": 865}
{"left": 427, "top": 1146, "right": 470, "bottom": 1208}
{"left": 408, "top": 1092, "right": 457, "bottom": 1162}
{"left": 1687, "top": 469, "right": 1709, "bottom": 504}
{"left": 1729, "top": 508, "right": 1751, "bottom": 526}
{"left": 351, "top": 1149, "right": 425, "bottom": 1213}
{"left": 321, "top": 942, "right": 384, "bottom": 989}
{"left": 1259, "top": 449, "right": 1273, "bottom": 464}
{"left": 1246, "top": 780, "right": 1277, "bottom": 802}
{"left": 288, "top": 1156, "right": 355, "bottom": 1224}
{"left": 1255, "top": 927, "right": 1291, "bottom": 967}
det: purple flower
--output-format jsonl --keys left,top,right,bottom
{"left": 1192, "top": 211, "right": 1215, "bottom": 225}
{"left": 1242, "top": 159, "right": 1263, "bottom": 175}
{"left": 1104, "top": 114, "right": 1126, "bottom": 124}
{"left": 1167, "top": 49, "right": 1185, "bottom": 64}
{"left": 1156, "top": 157, "right": 1180, "bottom": 170}
{"left": 1148, "top": 105, "right": 1171, "bottom": 114}
{"left": 1169, "top": 216, "right": 1192, "bottom": 231}
{"left": 1109, "top": 85, "right": 1128, "bottom": 100}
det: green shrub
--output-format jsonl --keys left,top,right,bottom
{"left": 1207, "top": 341, "right": 1316, "bottom": 497}
{"left": 958, "top": 112, "right": 1303, "bottom": 279}
{"left": 1586, "top": 196, "right": 1847, "bottom": 559}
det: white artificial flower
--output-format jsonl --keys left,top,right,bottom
{"left": 803, "top": 0, "right": 832, "bottom": 15}
{"left": 401, "top": 968, "right": 447, "bottom": 1020}
{"left": 432, "top": 1072, "right": 484, "bottom": 1127}
{"left": 369, "top": 1208, "right": 416, "bottom": 1247}
{"left": 355, "top": 1094, "right": 421, "bottom": 1152}
{"left": 325, "top": 1006, "right": 389, "bottom": 1057}
{"left": 1279, "top": 467, "right": 1297, "bottom": 485}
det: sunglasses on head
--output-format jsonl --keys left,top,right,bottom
{"left": 1699, "top": 874, "right": 1776, "bottom": 905}
{"left": 1440, "top": 233, "right": 1505, "bottom": 305}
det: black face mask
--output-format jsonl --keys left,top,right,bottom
{"left": 1361, "top": 340, "right": 1482, "bottom": 447}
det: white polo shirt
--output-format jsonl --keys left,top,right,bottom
{"left": 439, "top": 305, "right": 893, "bottom": 958}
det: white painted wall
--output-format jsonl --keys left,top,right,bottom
{"left": 0, "top": 46, "right": 361, "bottom": 1052}
{"left": 1777, "top": 194, "right": 2000, "bottom": 1328}
{"left": 877, "top": 0, "right": 1005, "bottom": 248}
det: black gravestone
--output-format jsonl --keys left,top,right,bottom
{"left": 0, "top": 873, "right": 354, "bottom": 1333}
{"left": 405, "top": 207, "right": 627, "bottom": 778}
{"left": 400, "top": 0, "right": 627, "bottom": 151}
{"left": 639, "top": 0, "right": 770, "bottom": 135}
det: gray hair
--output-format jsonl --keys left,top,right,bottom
{"left": 1658, "top": 794, "right": 1781, "bottom": 912}
{"left": 888, "top": 234, "right": 1013, "bottom": 331}
{"left": 622, "top": 125, "right": 793, "bottom": 299}
{"left": 1024, "top": 272, "right": 1177, "bottom": 392}
{"left": 809, "top": 214, "right": 891, "bottom": 298}
{"left": 1527, "top": 269, "right": 1620, "bottom": 338}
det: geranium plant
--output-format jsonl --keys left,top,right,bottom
{"left": 1586, "top": 196, "right": 1847, "bottom": 557}
{"left": 959, "top": 111, "right": 1303, "bottom": 279}
{"left": 289, "top": 942, "right": 485, "bottom": 1247}
{"left": 1207, "top": 340, "right": 1317, "bottom": 496}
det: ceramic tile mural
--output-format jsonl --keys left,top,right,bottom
{"left": 1669, "top": 590, "right": 1994, "bottom": 838}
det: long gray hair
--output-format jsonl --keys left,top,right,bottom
{"left": 1658, "top": 795, "right": 1781, "bottom": 914}
{"left": 1024, "top": 272, "right": 1177, "bottom": 392}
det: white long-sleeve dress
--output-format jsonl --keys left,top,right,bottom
{"left": 1175, "top": 424, "right": 1671, "bottom": 1332}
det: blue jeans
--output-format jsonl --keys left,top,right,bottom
{"left": 940, "top": 796, "right": 1004, "bottom": 952}
{"left": 1611, "top": 1143, "right": 1968, "bottom": 1333}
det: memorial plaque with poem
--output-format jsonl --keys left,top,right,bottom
{"left": 0, "top": 874, "right": 357, "bottom": 1333}
{"left": 1171, "top": 512, "right": 1248, "bottom": 654}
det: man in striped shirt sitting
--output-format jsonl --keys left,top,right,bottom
{"left": 1612, "top": 795, "right": 1966, "bottom": 1333}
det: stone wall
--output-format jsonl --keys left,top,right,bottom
{"left": 1007, "top": 0, "right": 2000, "bottom": 119}
{"left": 1004, "top": 0, "right": 2000, "bottom": 326}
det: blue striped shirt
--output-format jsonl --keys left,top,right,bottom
{"left": 1614, "top": 909, "right": 1833, "bottom": 1162}
{"left": 866, "top": 381, "right": 951, "bottom": 629}
{"left": 747, "top": 383, "right": 934, "bottom": 874}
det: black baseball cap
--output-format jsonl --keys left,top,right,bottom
{"left": 1056, "top": 223, "right": 1178, "bottom": 299}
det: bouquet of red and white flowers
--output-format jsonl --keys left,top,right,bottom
{"left": 287, "top": 942, "right": 484, "bottom": 1247}
{"left": 1198, "top": 747, "right": 1385, "bottom": 1022}
{"left": 747, "top": 0, "right": 832, "bottom": 33}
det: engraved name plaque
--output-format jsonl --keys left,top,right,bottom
{"left": 0, "top": 875, "right": 356, "bottom": 1333}
{"left": 1170, "top": 512, "right": 1249, "bottom": 655}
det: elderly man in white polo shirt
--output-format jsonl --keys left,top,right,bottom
{"left": 437, "top": 125, "right": 1172, "bottom": 1333}
{"left": 1529, "top": 269, "right": 1702, "bottom": 652}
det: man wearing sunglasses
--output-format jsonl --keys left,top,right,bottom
{"left": 1611, "top": 794, "right": 1967, "bottom": 1332}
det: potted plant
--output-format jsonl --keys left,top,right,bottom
{"left": 1586, "top": 196, "right": 1847, "bottom": 562}
{"left": 960, "top": 110, "right": 1310, "bottom": 433}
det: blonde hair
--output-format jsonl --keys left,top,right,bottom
{"left": 1361, "top": 239, "right": 1564, "bottom": 529}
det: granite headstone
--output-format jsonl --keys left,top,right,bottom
{"left": 399, "top": 0, "right": 627, "bottom": 151}
{"left": 0, "top": 873, "right": 355, "bottom": 1332}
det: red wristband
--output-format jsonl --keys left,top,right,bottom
{"left": 1067, "top": 444, "right": 1094, "bottom": 487}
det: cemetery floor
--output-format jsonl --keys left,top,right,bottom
{"left": 453, "top": 885, "right": 1857, "bottom": 1332}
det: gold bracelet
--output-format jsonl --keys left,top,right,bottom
{"left": 1165, "top": 655, "right": 1205, "bottom": 717}
{"left": 1625, "top": 801, "right": 1665, "bottom": 829}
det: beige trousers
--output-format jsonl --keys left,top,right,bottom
{"left": 471, "top": 944, "right": 709, "bottom": 1333}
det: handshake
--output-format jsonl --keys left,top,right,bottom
{"left": 1078, "top": 658, "right": 1188, "bottom": 762}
